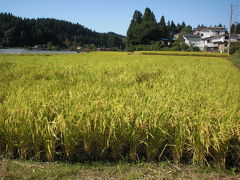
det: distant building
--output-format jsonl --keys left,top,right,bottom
{"left": 194, "top": 27, "right": 226, "bottom": 38}
{"left": 32, "top": 45, "right": 47, "bottom": 50}
{"left": 183, "top": 34, "right": 204, "bottom": 50}
{"left": 183, "top": 27, "right": 236, "bottom": 53}
{"left": 173, "top": 34, "right": 180, "bottom": 41}
{"left": 76, "top": 46, "right": 82, "bottom": 50}
{"left": 229, "top": 34, "right": 240, "bottom": 42}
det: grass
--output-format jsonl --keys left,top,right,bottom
{"left": 0, "top": 159, "right": 239, "bottom": 180}
{"left": 133, "top": 51, "right": 230, "bottom": 57}
{"left": 0, "top": 52, "right": 239, "bottom": 170}
{"left": 228, "top": 52, "right": 240, "bottom": 70}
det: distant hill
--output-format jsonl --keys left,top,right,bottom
{"left": 0, "top": 13, "right": 125, "bottom": 49}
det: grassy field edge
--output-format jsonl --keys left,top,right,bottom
{"left": 133, "top": 51, "right": 230, "bottom": 57}
{"left": 228, "top": 52, "right": 240, "bottom": 70}
{"left": 0, "top": 159, "right": 240, "bottom": 180}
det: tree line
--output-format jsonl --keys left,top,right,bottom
{"left": 0, "top": 13, "right": 125, "bottom": 50}
{"left": 126, "top": 8, "right": 193, "bottom": 51}
{"left": 231, "top": 23, "right": 240, "bottom": 34}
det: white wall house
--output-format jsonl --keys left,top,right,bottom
{"left": 183, "top": 27, "right": 228, "bottom": 52}
{"left": 183, "top": 34, "right": 205, "bottom": 51}
{"left": 230, "top": 34, "right": 240, "bottom": 42}
{"left": 194, "top": 27, "right": 226, "bottom": 38}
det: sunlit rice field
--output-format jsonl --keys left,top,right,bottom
{"left": 0, "top": 52, "right": 239, "bottom": 169}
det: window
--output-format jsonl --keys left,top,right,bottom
{"left": 216, "top": 31, "right": 220, "bottom": 35}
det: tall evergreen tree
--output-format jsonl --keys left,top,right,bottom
{"left": 170, "top": 20, "right": 177, "bottom": 34}
{"left": 142, "top": 8, "right": 156, "bottom": 24}
{"left": 140, "top": 8, "right": 159, "bottom": 44}
{"left": 231, "top": 23, "right": 240, "bottom": 34}
{"left": 159, "top": 16, "right": 168, "bottom": 38}
{"left": 127, "top": 8, "right": 160, "bottom": 45}
{"left": 159, "top": 16, "right": 166, "bottom": 27}
{"left": 231, "top": 24, "right": 236, "bottom": 34}
{"left": 167, "top": 20, "right": 171, "bottom": 27}
{"left": 126, "top": 10, "right": 143, "bottom": 45}
{"left": 181, "top": 21, "right": 186, "bottom": 29}
{"left": 236, "top": 23, "right": 240, "bottom": 34}
{"left": 176, "top": 23, "right": 182, "bottom": 33}
{"left": 127, "top": 10, "right": 142, "bottom": 36}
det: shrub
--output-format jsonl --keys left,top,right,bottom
{"left": 228, "top": 52, "right": 240, "bottom": 69}
{"left": 189, "top": 46, "right": 200, "bottom": 52}
{"left": 230, "top": 42, "right": 240, "bottom": 54}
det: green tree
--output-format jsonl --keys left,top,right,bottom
{"left": 127, "top": 10, "right": 143, "bottom": 46}
{"left": 231, "top": 24, "right": 236, "bottom": 34}
{"left": 236, "top": 24, "right": 240, "bottom": 34}
{"left": 142, "top": 8, "right": 156, "bottom": 24}
{"left": 181, "top": 21, "right": 186, "bottom": 29}
{"left": 170, "top": 20, "right": 177, "bottom": 37}
{"left": 140, "top": 8, "right": 159, "bottom": 44}
{"left": 173, "top": 26, "right": 193, "bottom": 51}
{"left": 4, "top": 27, "right": 16, "bottom": 46}
{"left": 159, "top": 16, "right": 168, "bottom": 38}
{"left": 231, "top": 23, "right": 240, "bottom": 34}
{"left": 0, "top": 13, "right": 125, "bottom": 49}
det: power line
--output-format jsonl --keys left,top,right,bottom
{"left": 228, "top": 4, "right": 233, "bottom": 54}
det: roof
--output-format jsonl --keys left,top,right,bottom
{"left": 213, "top": 41, "right": 226, "bottom": 44}
{"left": 183, "top": 34, "right": 201, "bottom": 38}
{"left": 193, "top": 27, "right": 226, "bottom": 31}
{"left": 229, "top": 34, "right": 240, "bottom": 37}
{"left": 160, "top": 38, "right": 171, "bottom": 41}
{"left": 202, "top": 34, "right": 226, "bottom": 40}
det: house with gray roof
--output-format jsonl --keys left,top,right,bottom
{"left": 184, "top": 27, "right": 228, "bottom": 52}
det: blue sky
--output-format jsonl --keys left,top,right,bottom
{"left": 0, "top": 0, "right": 236, "bottom": 35}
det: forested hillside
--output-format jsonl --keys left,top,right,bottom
{"left": 0, "top": 13, "right": 125, "bottom": 49}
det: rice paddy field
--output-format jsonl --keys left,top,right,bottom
{"left": 0, "top": 52, "right": 239, "bottom": 169}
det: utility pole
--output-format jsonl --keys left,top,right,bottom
{"left": 228, "top": 4, "right": 233, "bottom": 54}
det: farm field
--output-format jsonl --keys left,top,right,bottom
{"left": 0, "top": 52, "right": 240, "bottom": 170}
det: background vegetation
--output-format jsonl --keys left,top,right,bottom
{"left": 230, "top": 42, "right": 240, "bottom": 54}
{"left": 126, "top": 8, "right": 238, "bottom": 52}
{"left": 126, "top": 8, "right": 193, "bottom": 51}
{"left": 228, "top": 51, "right": 240, "bottom": 69}
{"left": 0, "top": 13, "right": 125, "bottom": 49}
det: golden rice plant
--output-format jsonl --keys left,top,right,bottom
{"left": 0, "top": 52, "right": 239, "bottom": 169}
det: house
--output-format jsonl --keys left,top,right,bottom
{"left": 183, "top": 27, "right": 228, "bottom": 52}
{"left": 202, "top": 34, "right": 226, "bottom": 52}
{"left": 229, "top": 34, "right": 240, "bottom": 42}
{"left": 194, "top": 27, "right": 226, "bottom": 38}
{"left": 183, "top": 34, "right": 204, "bottom": 50}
